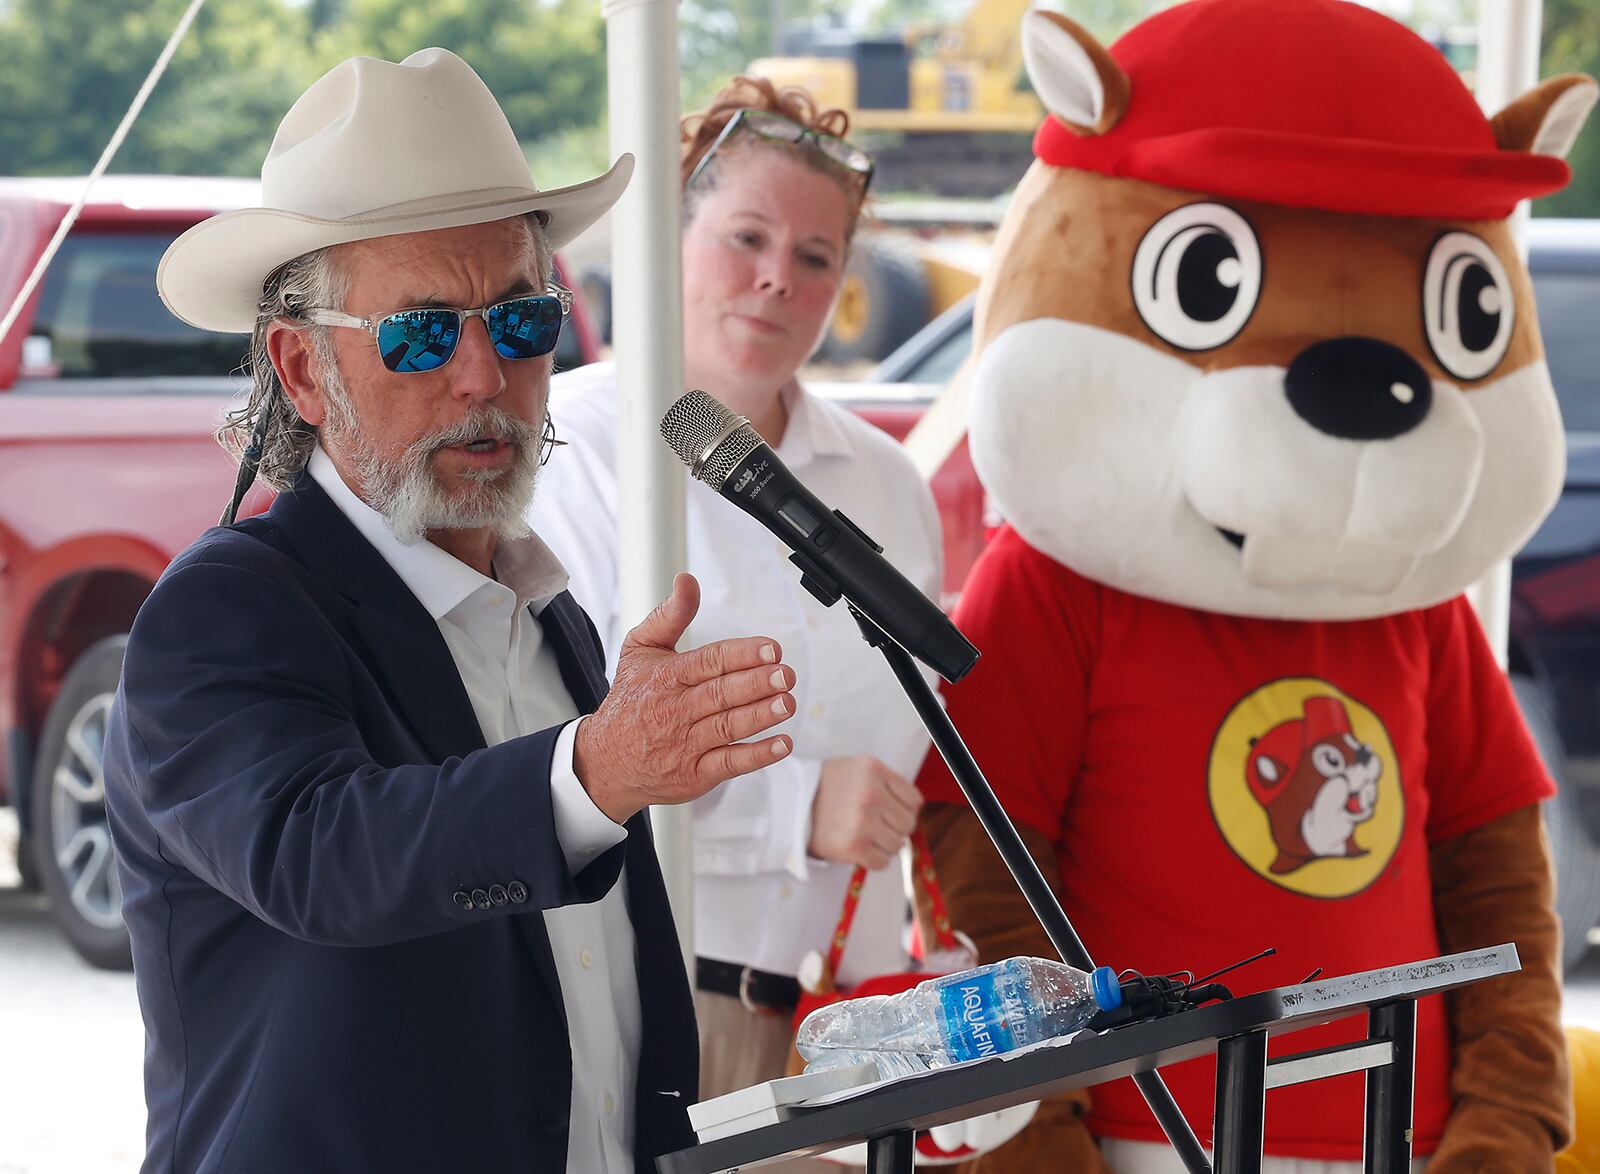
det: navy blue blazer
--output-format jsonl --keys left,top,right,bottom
{"left": 104, "top": 472, "right": 698, "bottom": 1173}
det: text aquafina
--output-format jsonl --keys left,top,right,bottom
{"left": 795, "top": 957, "right": 1123, "bottom": 1081}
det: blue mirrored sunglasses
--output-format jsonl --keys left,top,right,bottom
{"left": 303, "top": 284, "right": 574, "bottom": 374}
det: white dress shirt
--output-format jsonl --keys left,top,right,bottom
{"left": 309, "top": 447, "right": 639, "bottom": 1172}
{"left": 529, "top": 364, "right": 943, "bottom": 985}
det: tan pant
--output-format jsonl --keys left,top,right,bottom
{"left": 695, "top": 988, "right": 852, "bottom": 1171}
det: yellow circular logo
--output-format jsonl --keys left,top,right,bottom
{"left": 1208, "top": 678, "right": 1403, "bottom": 899}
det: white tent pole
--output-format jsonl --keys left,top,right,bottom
{"left": 1470, "top": 0, "right": 1543, "bottom": 668}
{"left": 601, "top": 0, "right": 693, "bottom": 969}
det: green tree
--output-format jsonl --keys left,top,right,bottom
{"left": 1538, "top": 0, "right": 1600, "bottom": 218}
{"left": 0, "top": 0, "right": 316, "bottom": 177}
{"left": 312, "top": 0, "right": 607, "bottom": 147}
{"left": 0, "top": 0, "right": 607, "bottom": 178}
{"left": 125, "top": 0, "right": 317, "bottom": 176}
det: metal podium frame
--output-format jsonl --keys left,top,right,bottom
{"left": 656, "top": 945, "right": 1518, "bottom": 1174}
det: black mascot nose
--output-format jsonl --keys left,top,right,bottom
{"left": 1284, "top": 337, "right": 1433, "bottom": 441}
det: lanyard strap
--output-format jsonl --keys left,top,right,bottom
{"left": 824, "top": 828, "right": 958, "bottom": 980}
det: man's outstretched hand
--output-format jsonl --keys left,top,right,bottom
{"left": 574, "top": 573, "right": 796, "bottom": 823}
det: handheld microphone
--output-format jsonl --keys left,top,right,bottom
{"left": 660, "top": 389, "right": 979, "bottom": 683}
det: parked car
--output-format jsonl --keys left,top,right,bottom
{"left": 0, "top": 175, "right": 600, "bottom": 968}
{"left": 820, "top": 218, "right": 1600, "bottom": 974}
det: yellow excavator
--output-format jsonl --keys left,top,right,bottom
{"left": 749, "top": 0, "right": 1040, "bottom": 198}
{"left": 745, "top": 0, "right": 1036, "bottom": 361}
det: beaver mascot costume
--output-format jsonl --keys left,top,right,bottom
{"left": 914, "top": 0, "right": 1597, "bottom": 1169}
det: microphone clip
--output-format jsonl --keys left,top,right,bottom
{"left": 789, "top": 509, "right": 882, "bottom": 609}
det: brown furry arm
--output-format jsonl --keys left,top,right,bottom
{"left": 1427, "top": 804, "right": 1571, "bottom": 1170}
{"left": 921, "top": 802, "right": 1112, "bottom": 1174}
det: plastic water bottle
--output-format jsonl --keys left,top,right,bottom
{"left": 796, "top": 957, "right": 1123, "bottom": 1080}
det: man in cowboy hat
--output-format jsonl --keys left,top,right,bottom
{"left": 103, "top": 49, "right": 800, "bottom": 1173}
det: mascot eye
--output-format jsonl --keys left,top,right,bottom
{"left": 1422, "top": 232, "right": 1515, "bottom": 382}
{"left": 1131, "top": 203, "right": 1262, "bottom": 351}
{"left": 1312, "top": 745, "right": 1345, "bottom": 778}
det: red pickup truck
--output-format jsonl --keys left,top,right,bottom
{"left": 0, "top": 177, "right": 602, "bottom": 967}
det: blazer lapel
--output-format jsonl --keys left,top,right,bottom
{"left": 535, "top": 592, "right": 609, "bottom": 713}
{"left": 269, "top": 474, "right": 485, "bottom": 763}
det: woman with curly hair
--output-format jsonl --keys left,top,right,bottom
{"left": 530, "top": 76, "right": 944, "bottom": 1137}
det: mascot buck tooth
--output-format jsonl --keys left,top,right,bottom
{"left": 913, "top": 1, "right": 1597, "bottom": 1170}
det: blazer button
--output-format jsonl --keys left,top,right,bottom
{"left": 452, "top": 890, "right": 473, "bottom": 910}
{"left": 507, "top": 881, "right": 529, "bottom": 904}
{"left": 470, "top": 888, "right": 491, "bottom": 910}
{"left": 488, "top": 884, "right": 509, "bottom": 906}
{"left": 539, "top": 1105, "right": 568, "bottom": 1135}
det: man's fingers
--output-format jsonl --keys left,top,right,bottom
{"left": 696, "top": 736, "right": 792, "bottom": 787}
{"left": 674, "top": 635, "right": 783, "bottom": 688}
{"left": 690, "top": 691, "right": 794, "bottom": 751}
{"left": 682, "top": 663, "right": 794, "bottom": 721}
{"left": 623, "top": 572, "right": 700, "bottom": 653}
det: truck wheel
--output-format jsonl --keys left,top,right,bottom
{"left": 1514, "top": 674, "right": 1600, "bottom": 973}
{"left": 819, "top": 239, "right": 930, "bottom": 364}
{"left": 30, "top": 636, "right": 132, "bottom": 970}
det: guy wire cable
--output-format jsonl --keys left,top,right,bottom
{"left": 0, "top": 0, "right": 211, "bottom": 350}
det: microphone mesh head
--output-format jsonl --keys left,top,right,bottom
{"left": 660, "top": 389, "right": 763, "bottom": 488}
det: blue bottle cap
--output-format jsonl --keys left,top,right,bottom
{"left": 1090, "top": 966, "right": 1123, "bottom": 1011}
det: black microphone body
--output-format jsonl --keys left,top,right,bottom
{"left": 662, "top": 391, "right": 979, "bottom": 683}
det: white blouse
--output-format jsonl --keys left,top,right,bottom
{"left": 529, "top": 363, "right": 943, "bottom": 984}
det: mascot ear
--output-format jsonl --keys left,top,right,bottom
{"left": 1021, "top": 10, "right": 1129, "bottom": 137}
{"left": 1491, "top": 74, "right": 1598, "bottom": 159}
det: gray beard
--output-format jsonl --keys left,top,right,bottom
{"left": 319, "top": 363, "right": 541, "bottom": 547}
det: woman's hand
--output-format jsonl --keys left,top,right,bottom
{"left": 808, "top": 755, "right": 923, "bottom": 870}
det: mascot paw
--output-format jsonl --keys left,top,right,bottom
{"left": 1428, "top": 1100, "right": 1556, "bottom": 1172}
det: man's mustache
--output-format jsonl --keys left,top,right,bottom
{"left": 417, "top": 406, "right": 541, "bottom": 457}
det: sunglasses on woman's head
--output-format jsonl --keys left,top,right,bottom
{"left": 686, "top": 108, "right": 874, "bottom": 193}
{"left": 301, "top": 284, "right": 574, "bottom": 374}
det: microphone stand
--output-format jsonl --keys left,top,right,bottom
{"left": 844, "top": 603, "right": 1213, "bottom": 1174}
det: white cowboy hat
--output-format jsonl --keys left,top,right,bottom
{"left": 157, "top": 47, "right": 632, "bottom": 333}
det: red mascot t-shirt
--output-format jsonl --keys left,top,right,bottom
{"left": 917, "top": 526, "right": 1553, "bottom": 1160}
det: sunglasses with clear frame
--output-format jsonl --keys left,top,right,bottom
{"left": 302, "top": 284, "right": 574, "bottom": 374}
{"left": 685, "top": 108, "right": 874, "bottom": 193}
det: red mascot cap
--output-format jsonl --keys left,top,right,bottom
{"left": 1033, "top": 0, "right": 1571, "bottom": 220}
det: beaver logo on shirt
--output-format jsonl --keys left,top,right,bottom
{"left": 1208, "top": 679, "right": 1403, "bottom": 898}
{"left": 1249, "top": 696, "right": 1380, "bottom": 874}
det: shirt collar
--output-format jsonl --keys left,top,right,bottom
{"left": 774, "top": 380, "right": 852, "bottom": 469}
{"left": 308, "top": 446, "right": 569, "bottom": 620}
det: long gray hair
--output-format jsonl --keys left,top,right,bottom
{"left": 217, "top": 214, "right": 553, "bottom": 494}
{"left": 217, "top": 248, "right": 348, "bottom": 492}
